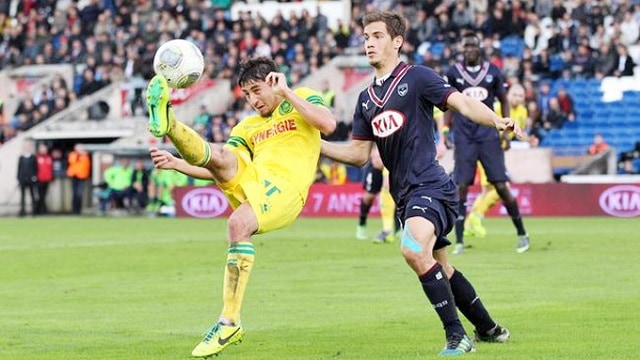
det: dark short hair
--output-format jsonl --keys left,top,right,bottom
{"left": 237, "top": 57, "right": 278, "bottom": 87}
{"left": 461, "top": 31, "right": 480, "bottom": 46}
{"left": 362, "top": 11, "right": 406, "bottom": 41}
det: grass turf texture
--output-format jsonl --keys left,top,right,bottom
{"left": 1, "top": 217, "right": 638, "bottom": 359}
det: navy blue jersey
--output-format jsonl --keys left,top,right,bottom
{"left": 351, "top": 62, "right": 457, "bottom": 207}
{"left": 445, "top": 61, "right": 505, "bottom": 143}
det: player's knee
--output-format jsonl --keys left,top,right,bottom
{"left": 400, "top": 227, "right": 435, "bottom": 268}
{"left": 227, "top": 213, "right": 255, "bottom": 241}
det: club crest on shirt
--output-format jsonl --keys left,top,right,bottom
{"left": 279, "top": 100, "right": 293, "bottom": 115}
{"left": 398, "top": 83, "right": 408, "bottom": 97}
{"left": 485, "top": 74, "right": 493, "bottom": 83}
{"left": 371, "top": 110, "right": 405, "bottom": 138}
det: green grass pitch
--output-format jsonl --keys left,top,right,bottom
{"left": 1, "top": 216, "right": 638, "bottom": 359}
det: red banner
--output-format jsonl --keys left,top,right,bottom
{"left": 120, "top": 79, "right": 217, "bottom": 116}
{"left": 173, "top": 183, "right": 640, "bottom": 218}
{"left": 169, "top": 79, "right": 217, "bottom": 105}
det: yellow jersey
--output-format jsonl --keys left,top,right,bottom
{"left": 224, "top": 87, "right": 326, "bottom": 202}
{"left": 494, "top": 102, "right": 527, "bottom": 139}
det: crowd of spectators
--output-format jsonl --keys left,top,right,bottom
{"left": 0, "top": 0, "right": 638, "bottom": 151}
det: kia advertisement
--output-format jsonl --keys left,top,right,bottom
{"left": 173, "top": 183, "right": 640, "bottom": 218}
{"left": 176, "top": 186, "right": 231, "bottom": 218}
{"left": 598, "top": 185, "right": 640, "bottom": 217}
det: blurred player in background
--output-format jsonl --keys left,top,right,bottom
{"left": 322, "top": 11, "right": 518, "bottom": 355}
{"left": 465, "top": 84, "right": 528, "bottom": 238}
{"left": 356, "top": 145, "right": 384, "bottom": 240}
{"left": 445, "top": 32, "right": 530, "bottom": 255}
{"left": 356, "top": 145, "right": 398, "bottom": 243}
{"left": 374, "top": 167, "right": 400, "bottom": 243}
{"left": 145, "top": 57, "right": 336, "bottom": 357}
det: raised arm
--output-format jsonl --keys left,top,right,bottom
{"left": 267, "top": 72, "right": 337, "bottom": 135}
{"left": 321, "top": 139, "right": 373, "bottom": 168}
{"left": 149, "top": 147, "right": 214, "bottom": 180}
{"left": 446, "top": 91, "right": 525, "bottom": 140}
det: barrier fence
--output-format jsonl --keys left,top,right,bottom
{"left": 174, "top": 183, "right": 640, "bottom": 219}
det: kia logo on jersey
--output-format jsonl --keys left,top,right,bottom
{"left": 371, "top": 110, "right": 405, "bottom": 137}
{"left": 462, "top": 86, "right": 489, "bottom": 101}
{"left": 181, "top": 187, "right": 229, "bottom": 218}
{"left": 598, "top": 185, "right": 640, "bottom": 217}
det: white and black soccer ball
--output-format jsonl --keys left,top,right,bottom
{"left": 153, "top": 39, "right": 204, "bottom": 89}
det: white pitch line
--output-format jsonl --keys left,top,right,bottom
{"left": 0, "top": 237, "right": 211, "bottom": 251}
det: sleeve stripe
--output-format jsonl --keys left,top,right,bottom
{"left": 306, "top": 94, "right": 326, "bottom": 106}
{"left": 226, "top": 136, "right": 253, "bottom": 158}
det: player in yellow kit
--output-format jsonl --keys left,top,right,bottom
{"left": 374, "top": 167, "right": 400, "bottom": 243}
{"left": 465, "top": 84, "right": 528, "bottom": 238}
{"left": 145, "top": 57, "right": 336, "bottom": 358}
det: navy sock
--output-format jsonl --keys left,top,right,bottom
{"left": 419, "top": 264, "right": 465, "bottom": 338}
{"left": 503, "top": 200, "right": 526, "bottom": 236}
{"left": 455, "top": 200, "right": 466, "bottom": 244}
{"left": 359, "top": 201, "right": 372, "bottom": 226}
{"left": 449, "top": 270, "right": 496, "bottom": 334}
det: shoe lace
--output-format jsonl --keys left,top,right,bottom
{"left": 203, "top": 323, "right": 221, "bottom": 343}
{"left": 446, "top": 333, "right": 465, "bottom": 350}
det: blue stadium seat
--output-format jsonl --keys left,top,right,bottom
{"left": 550, "top": 55, "right": 565, "bottom": 73}
{"left": 429, "top": 42, "right": 445, "bottom": 58}
{"left": 623, "top": 113, "right": 640, "bottom": 125}
{"left": 73, "top": 74, "right": 84, "bottom": 94}
{"left": 500, "top": 36, "right": 524, "bottom": 57}
{"left": 586, "top": 78, "right": 601, "bottom": 88}
{"left": 623, "top": 91, "right": 640, "bottom": 102}
{"left": 564, "top": 120, "right": 579, "bottom": 129}
{"left": 578, "top": 108, "right": 594, "bottom": 119}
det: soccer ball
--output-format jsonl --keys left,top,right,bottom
{"left": 153, "top": 39, "right": 204, "bottom": 89}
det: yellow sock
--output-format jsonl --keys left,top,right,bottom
{"left": 470, "top": 193, "right": 485, "bottom": 215}
{"left": 380, "top": 187, "right": 396, "bottom": 232}
{"left": 220, "top": 242, "right": 255, "bottom": 324}
{"left": 167, "top": 121, "right": 211, "bottom": 166}
{"left": 474, "top": 188, "right": 501, "bottom": 216}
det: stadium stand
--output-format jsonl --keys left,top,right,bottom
{"left": 1, "top": 0, "right": 640, "bottom": 214}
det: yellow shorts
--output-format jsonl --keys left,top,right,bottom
{"left": 218, "top": 151, "right": 304, "bottom": 234}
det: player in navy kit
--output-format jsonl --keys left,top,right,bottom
{"left": 444, "top": 32, "right": 530, "bottom": 255}
{"left": 321, "top": 11, "right": 520, "bottom": 356}
{"left": 355, "top": 146, "right": 384, "bottom": 240}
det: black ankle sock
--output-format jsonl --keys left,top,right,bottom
{"left": 394, "top": 216, "right": 401, "bottom": 233}
{"left": 455, "top": 217, "right": 465, "bottom": 244}
{"left": 504, "top": 201, "right": 526, "bottom": 236}
{"left": 455, "top": 201, "right": 466, "bottom": 244}
{"left": 419, "top": 264, "right": 465, "bottom": 337}
{"left": 449, "top": 270, "right": 496, "bottom": 334}
{"left": 359, "top": 201, "right": 372, "bottom": 226}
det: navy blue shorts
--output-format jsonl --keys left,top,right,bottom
{"left": 362, "top": 163, "right": 383, "bottom": 194}
{"left": 453, "top": 139, "right": 509, "bottom": 185}
{"left": 398, "top": 186, "right": 458, "bottom": 251}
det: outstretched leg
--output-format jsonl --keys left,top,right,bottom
{"left": 435, "top": 248, "right": 510, "bottom": 343}
{"left": 401, "top": 216, "right": 474, "bottom": 355}
{"left": 146, "top": 74, "right": 238, "bottom": 184}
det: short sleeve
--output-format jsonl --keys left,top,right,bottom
{"left": 350, "top": 93, "right": 374, "bottom": 140}
{"left": 419, "top": 66, "right": 457, "bottom": 112}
